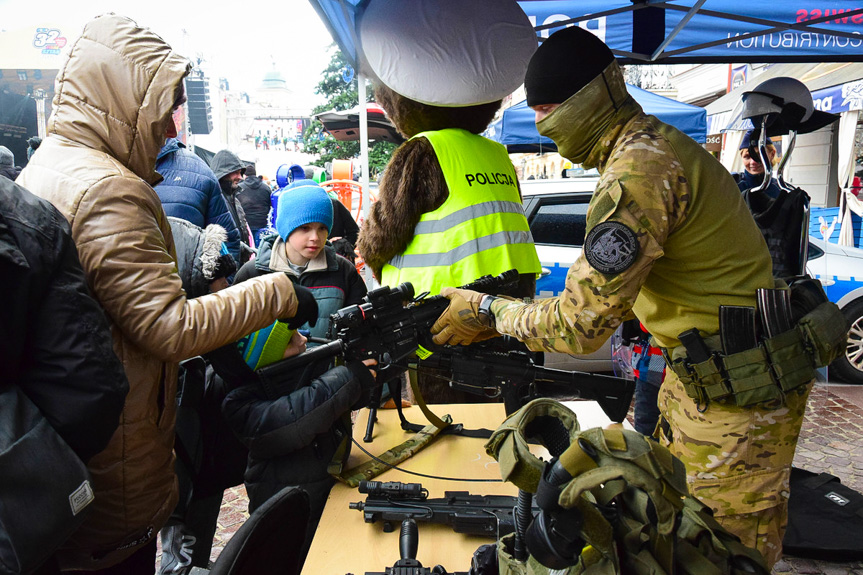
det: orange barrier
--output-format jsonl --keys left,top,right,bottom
{"left": 321, "top": 179, "right": 363, "bottom": 218}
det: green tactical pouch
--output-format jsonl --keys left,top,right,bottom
{"left": 722, "top": 346, "right": 782, "bottom": 407}
{"left": 797, "top": 300, "right": 848, "bottom": 368}
{"left": 689, "top": 356, "right": 733, "bottom": 403}
{"left": 487, "top": 399, "right": 771, "bottom": 575}
{"left": 762, "top": 329, "right": 817, "bottom": 394}
{"left": 668, "top": 357, "right": 732, "bottom": 406}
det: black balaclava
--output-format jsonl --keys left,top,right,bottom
{"left": 525, "top": 26, "right": 615, "bottom": 107}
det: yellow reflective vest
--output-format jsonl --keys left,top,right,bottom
{"left": 381, "top": 129, "right": 541, "bottom": 295}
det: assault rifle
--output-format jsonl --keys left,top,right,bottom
{"left": 257, "top": 270, "right": 521, "bottom": 440}
{"left": 256, "top": 269, "right": 634, "bottom": 439}
{"left": 350, "top": 480, "right": 536, "bottom": 538}
{"left": 418, "top": 337, "right": 634, "bottom": 423}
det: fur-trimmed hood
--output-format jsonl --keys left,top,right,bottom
{"left": 168, "top": 217, "right": 229, "bottom": 298}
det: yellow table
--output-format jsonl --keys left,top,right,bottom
{"left": 302, "top": 401, "right": 621, "bottom": 574}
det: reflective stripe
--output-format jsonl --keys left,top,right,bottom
{"left": 414, "top": 201, "right": 527, "bottom": 234}
{"left": 389, "top": 230, "right": 535, "bottom": 269}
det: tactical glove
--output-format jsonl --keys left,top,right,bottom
{"left": 430, "top": 287, "right": 499, "bottom": 346}
{"left": 284, "top": 283, "right": 318, "bottom": 330}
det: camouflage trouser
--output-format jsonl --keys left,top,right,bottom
{"left": 657, "top": 371, "right": 812, "bottom": 568}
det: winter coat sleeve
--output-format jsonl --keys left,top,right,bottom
{"left": 205, "top": 180, "right": 243, "bottom": 264}
{"left": 222, "top": 365, "right": 363, "bottom": 459}
{"left": 72, "top": 175, "right": 300, "bottom": 362}
{"left": 21, "top": 207, "right": 129, "bottom": 462}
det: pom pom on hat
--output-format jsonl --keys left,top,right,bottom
{"left": 275, "top": 182, "right": 334, "bottom": 240}
{"left": 525, "top": 26, "right": 615, "bottom": 107}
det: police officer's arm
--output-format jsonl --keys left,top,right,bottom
{"left": 491, "top": 177, "right": 676, "bottom": 355}
{"left": 356, "top": 138, "right": 447, "bottom": 279}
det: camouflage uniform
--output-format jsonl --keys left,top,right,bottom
{"left": 491, "top": 61, "right": 800, "bottom": 567}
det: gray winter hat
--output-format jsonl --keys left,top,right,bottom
{"left": 0, "top": 146, "right": 14, "bottom": 167}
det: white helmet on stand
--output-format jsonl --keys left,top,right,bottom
{"left": 742, "top": 76, "right": 836, "bottom": 135}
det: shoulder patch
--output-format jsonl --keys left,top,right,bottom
{"left": 584, "top": 221, "right": 639, "bottom": 275}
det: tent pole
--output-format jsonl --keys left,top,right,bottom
{"left": 358, "top": 71, "right": 370, "bottom": 221}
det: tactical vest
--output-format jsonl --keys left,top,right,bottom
{"left": 742, "top": 185, "right": 808, "bottom": 279}
{"left": 485, "top": 399, "right": 770, "bottom": 575}
{"left": 381, "top": 129, "right": 540, "bottom": 296}
{"left": 663, "top": 277, "right": 847, "bottom": 408}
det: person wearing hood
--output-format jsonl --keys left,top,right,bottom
{"left": 236, "top": 163, "right": 272, "bottom": 247}
{"left": 16, "top": 14, "right": 317, "bottom": 572}
{"left": 155, "top": 138, "right": 243, "bottom": 264}
{"left": 27, "top": 136, "right": 42, "bottom": 160}
{"left": 0, "top": 145, "right": 21, "bottom": 181}
{"left": 211, "top": 149, "right": 254, "bottom": 262}
{"left": 431, "top": 27, "right": 804, "bottom": 567}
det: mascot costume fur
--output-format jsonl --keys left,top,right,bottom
{"left": 356, "top": 0, "right": 542, "bottom": 403}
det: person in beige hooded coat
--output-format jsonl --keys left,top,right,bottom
{"left": 17, "top": 14, "right": 311, "bottom": 572}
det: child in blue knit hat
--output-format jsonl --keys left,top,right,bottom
{"left": 225, "top": 180, "right": 374, "bottom": 569}
{"left": 235, "top": 180, "right": 367, "bottom": 341}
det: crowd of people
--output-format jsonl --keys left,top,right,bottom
{"left": 0, "top": 6, "right": 836, "bottom": 575}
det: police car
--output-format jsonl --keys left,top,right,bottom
{"left": 521, "top": 179, "right": 863, "bottom": 384}
{"left": 805, "top": 236, "right": 863, "bottom": 384}
{"left": 521, "top": 177, "right": 612, "bottom": 372}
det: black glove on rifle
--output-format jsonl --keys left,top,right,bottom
{"left": 284, "top": 283, "right": 318, "bottom": 330}
{"left": 347, "top": 360, "right": 378, "bottom": 411}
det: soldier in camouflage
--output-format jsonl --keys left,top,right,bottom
{"left": 430, "top": 27, "right": 806, "bottom": 567}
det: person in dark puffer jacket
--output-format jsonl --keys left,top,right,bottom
{"left": 155, "top": 138, "right": 243, "bottom": 264}
{"left": 222, "top": 339, "right": 376, "bottom": 570}
{"left": 1, "top": 176, "right": 129, "bottom": 574}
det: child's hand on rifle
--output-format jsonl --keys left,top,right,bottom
{"left": 431, "top": 287, "right": 499, "bottom": 346}
{"left": 281, "top": 330, "right": 308, "bottom": 359}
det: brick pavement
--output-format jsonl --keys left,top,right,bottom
{"left": 199, "top": 382, "right": 863, "bottom": 573}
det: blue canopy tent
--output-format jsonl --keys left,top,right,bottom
{"left": 308, "top": 1, "right": 863, "bottom": 68}
{"left": 306, "top": 0, "right": 863, "bottom": 218}
{"left": 485, "top": 85, "right": 707, "bottom": 153}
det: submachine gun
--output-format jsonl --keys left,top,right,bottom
{"left": 257, "top": 269, "right": 635, "bottom": 439}
{"left": 351, "top": 480, "right": 536, "bottom": 538}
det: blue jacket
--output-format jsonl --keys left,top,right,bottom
{"left": 155, "top": 139, "right": 242, "bottom": 263}
{"left": 735, "top": 169, "right": 783, "bottom": 200}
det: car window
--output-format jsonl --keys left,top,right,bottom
{"left": 530, "top": 202, "right": 589, "bottom": 247}
{"left": 807, "top": 242, "right": 824, "bottom": 261}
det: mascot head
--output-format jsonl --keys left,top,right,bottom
{"left": 359, "top": 0, "right": 536, "bottom": 136}
{"left": 374, "top": 85, "right": 501, "bottom": 138}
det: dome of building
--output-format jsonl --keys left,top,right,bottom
{"left": 260, "top": 66, "right": 287, "bottom": 91}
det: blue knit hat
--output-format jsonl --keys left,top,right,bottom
{"left": 275, "top": 181, "right": 334, "bottom": 240}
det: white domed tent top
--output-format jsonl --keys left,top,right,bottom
{"left": 358, "top": 0, "right": 537, "bottom": 106}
